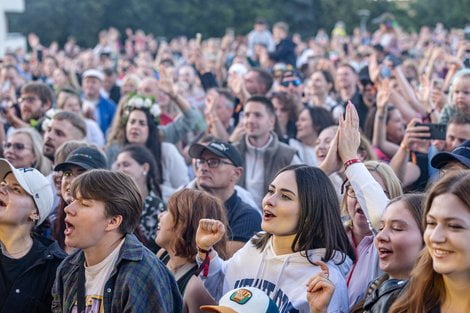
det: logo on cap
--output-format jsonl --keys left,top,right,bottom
{"left": 19, "top": 168, "right": 34, "bottom": 173}
{"left": 229, "top": 289, "right": 253, "bottom": 305}
{"left": 210, "top": 142, "right": 229, "bottom": 152}
{"left": 73, "top": 153, "right": 93, "bottom": 159}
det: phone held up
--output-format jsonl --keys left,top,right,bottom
{"left": 415, "top": 123, "right": 447, "bottom": 140}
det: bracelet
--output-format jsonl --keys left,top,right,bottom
{"left": 344, "top": 158, "right": 361, "bottom": 170}
{"left": 197, "top": 246, "right": 212, "bottom": 254}
{"left": 196, "top": 247, "right": 212, "bottom": 277}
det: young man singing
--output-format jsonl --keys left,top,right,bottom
{"left": 52, "top": 169, "right": 182, "bottom": 313}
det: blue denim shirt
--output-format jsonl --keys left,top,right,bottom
{"left": 52, "top": 234, "right": 182, "bottom": 313}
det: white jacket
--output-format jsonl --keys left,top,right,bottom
{"left": 198, "top": 236, "right": 351, "bottom": 313}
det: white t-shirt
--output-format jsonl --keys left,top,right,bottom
{"left": 71, "top": 238, "right": 125, "bottom": 313}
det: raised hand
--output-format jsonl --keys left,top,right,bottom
{"left": 400, "top": 118, "right": 430, "bottom": 151}
{"left": 196, "top": 219, "right": 226, "bottom": 251}
{"left": 319, "top": 128, "right": 342, "bottom": 175}
{"left": 157, "top": 66, "right": 176, "bottom": 98}
{"left": 376, "top": 79, "right": 391, "bottom": 111}
{"left": 306, "top": 260, "right": 335, "bottom": 313}
{"left": 338, "top": 101, "right": 361, "bottom": 162}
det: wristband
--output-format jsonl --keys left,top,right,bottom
{"left": 344, "top": 158, "right": 361, "bottom": 170}
{"left": 197, "top": 246, "right": 212, "bottom": 254}
{"left": 196, "top": 247, "right": 212, "bottom": 277}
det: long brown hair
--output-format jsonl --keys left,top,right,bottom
{"left": 389, "top": 170, "right": 470, "bottom": 313}
{"left": 168, "top": 189, "right": 228, "bottom": 261}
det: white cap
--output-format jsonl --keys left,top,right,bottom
{"left": 0, "top": 159, "right": 54, "bottom": 226}
{"left": 200, "top": 287, "right": 279, "bottom": 313}
{"left": 83, "top": 69, "right": 104, "bottom": 81}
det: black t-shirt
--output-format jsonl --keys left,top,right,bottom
{"left": 0, "top": 240, "right": 43, "bottom": 310}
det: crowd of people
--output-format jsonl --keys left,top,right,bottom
{"left": 0, "top": 12, "right": 469, "bottom": 313}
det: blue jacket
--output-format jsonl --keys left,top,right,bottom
{"left": 97, "top": 96, "right": 116, "bottom": 135}
{"left": 52, "top": 234, "right": 182, "bottom": 313}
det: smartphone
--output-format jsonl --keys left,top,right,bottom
{"left": 416, "top": 123, "right": 447, "bottom": 140}
{"left": 37, "top": 49, "right": 43, "bottom": 62}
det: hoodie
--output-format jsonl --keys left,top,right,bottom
{"left": 199, "top": 235, "right": 351, "bottom": 313}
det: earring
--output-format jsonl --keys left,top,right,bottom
{"left": 143, "top": 172, "right": 147, "bottom": 176}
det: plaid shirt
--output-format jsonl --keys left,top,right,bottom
{"left": 51, "top": 234, "right": 182, "bottom": 313}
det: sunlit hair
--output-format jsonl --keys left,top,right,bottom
{"left": 386, "top": 193, "right": 425, "bottom": 236}
{"left": 252, "top": 165, "right": 355, "bottom": 264}
{"left": 8, "top": 127, "right": 52, "bottom": 175}
{"left": 358, "top": 134, "right": 377, "bottom": 161}
{"left": 389, "top": 170, "right": 470, "bottom": 313}
{"left": 341, "top": 161, "right": 403, "bottom": 225}
{"left": 166, "top": 189, "right": 228, "bottom": 260}
{"left": 448, "top": 68, "right": 470, "bottom": 108}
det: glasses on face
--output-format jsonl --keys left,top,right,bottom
{"left": 18, "top": 96, "right": 39, "bottom": 103}
{"left": 347, "top": 186, "right": 357, "bottom": 198}
{"left": 343, "top": 183, "right": 390, "bottom": 199}
{"left": 3, "top": 142, "right": 32, "bottom": 151}
{"left": 280, "top": 79, "right": 302, "bottom": 87}
{"left": 195, "top": 158, "right": 234, "bottom": 169}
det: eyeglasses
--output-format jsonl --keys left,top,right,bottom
{"left": 3, "top": 142, "right": 32, "bottom": 151}
{"left": 18, "top": 96, "right": 40, "bottom": 103}
{"left": 280, "top": 79, "right": 302, "bottom": 87}
{"left": 346, "top": 186, "right": 356, "bottom": 198}
{"left": 195, "top": 158, "right": 234, "bottom": 169}
{"left": 342, "top": 183, "right": 390, "bottom": 199}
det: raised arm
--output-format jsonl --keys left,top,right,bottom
{"left": 339, "top": 102, "right": 389, "bottom": 232}
{"left": 372, "top": 80, "right": 399, "bottom": 157}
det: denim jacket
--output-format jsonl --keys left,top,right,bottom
{"left": 51, "top": 234, "right": 182, "bottom": 313}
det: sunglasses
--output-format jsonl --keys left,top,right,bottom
{"left": 3, "top": 142, "right": 32, "bottom": 151}
{"left": 280, "top": 79, "right": 302, "bottom": 87}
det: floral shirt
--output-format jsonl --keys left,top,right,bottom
{"left": 140, "top": 191, "right": 165, "bottom": 242}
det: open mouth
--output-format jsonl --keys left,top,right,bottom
{"left": 356, "top": 208, "right": 365, "bottom": 215}
{"left": 263, "top": 210, "right": 277, "bottom": 220}
{"left": 432, "top": 248, "right": 452, "bottom": 258}
{"left": 0, "top": 199, "right": 6, "bottom": 207}
{"left": 378, "top": 247, "right": 393, "bottom": 258}
{"left": 64, "top": 220, "right": 75, "bottom": 236}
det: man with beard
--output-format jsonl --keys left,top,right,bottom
{"left": 42, "top": 111, "right": 87, "bottom": 163}
{"left": 6, "top": 82, "right": 53, "bottom": 132}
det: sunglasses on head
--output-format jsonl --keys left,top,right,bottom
{"left": 280, "top": 79, "right": 302, "bottom": 87}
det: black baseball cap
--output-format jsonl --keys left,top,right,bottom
{"left": 54, "top": 147, "right": 108, "bottom": 171}
{"left": 189, "top": 140, "right": 243, "bottom": 167}
{"left": 431, "top": 140, "right": 470, "bottom": 169}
